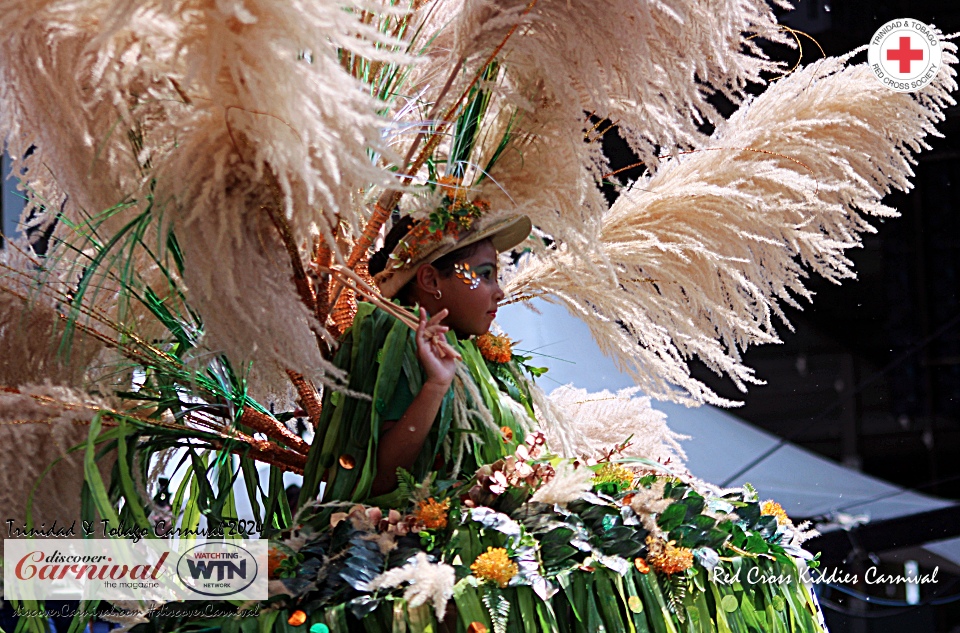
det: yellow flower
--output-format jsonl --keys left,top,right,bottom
{"left": 415, "top": 497, "right": 450, "bottom": 530}
{"left": 646, "top": 536, "right": 694, "bottom": 575}
{"left": 470, "top": 547, "right": 519, "bottom": 588}
{"left": 477, "top": 333, "right": 513, "bottom": 364}
{"left": 593, "top": 463, "right": 635, "bottom": 491}
{"left": 761, "top": 500, "right": 790, "bottom": 526}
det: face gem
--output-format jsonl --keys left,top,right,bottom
{"left": 454, "top": 262, "right": 481, "bottom": 289}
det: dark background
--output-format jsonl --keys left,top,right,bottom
{"left": 598, "top": 1, "right": 960, "bottom": 501}
{"left": 729, "top": 0, "right": 960, "bottom": 511}
{"left": 711, "top": 2, "right": 960, "bottom": 631}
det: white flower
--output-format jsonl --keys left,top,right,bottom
{"left": 362, "top": 553, "right": 455, "bottom": 618}
{"left": 529, "top": 461, "right": 592, "bottom": 506}
{"left": 782, "top": 520, "right": 821, "bottom": 559}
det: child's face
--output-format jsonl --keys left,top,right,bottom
{"left": 437, "top": 240, "right": 503, "bottom": 336}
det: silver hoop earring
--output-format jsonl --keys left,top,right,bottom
{"left": 434, "top": 289, "right": 442, "bottom": 300}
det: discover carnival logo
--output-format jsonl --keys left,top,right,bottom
{"left": 13, "top": 549, "right": 168, "bottom": 584}
{"left": 868, "top": 18, "right": 943, "bottom": 92}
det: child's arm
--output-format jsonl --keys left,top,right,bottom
{"left": 371, "top": 308, "right": 459, "bottom": 496}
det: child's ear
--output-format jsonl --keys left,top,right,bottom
{"left": 415, "top": 263, "right": 441, "bottom": 293}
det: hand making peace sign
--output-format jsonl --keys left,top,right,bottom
{"left": 416, "top": 308, "right": 461, "bottom": 387}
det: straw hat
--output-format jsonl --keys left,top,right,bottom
{"left": 374, "top": 213, "right": 531, "bottom": 299}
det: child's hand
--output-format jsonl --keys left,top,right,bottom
{"left": 416, "top": 308, "right": 460, "bottom": 388}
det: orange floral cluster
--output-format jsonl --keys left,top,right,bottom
{"left": 470, "top": 547, "right": 519, "bottom": 588}
{"left": 437, "top": 175, "right": 469, "bottom": 205}
{"left": 646, "top": 536, "right": 694, "bottom": 575}
{"left": 477, "top": 332, "right": 513, "bottom": 363}
{"left": 450, "top": 197, "right": 489, "bottom": 215}
{"left": 761, "top": 500, "right": 790, "bottom": 525}
{"left": 268, "top": 544, "right": 288, "bottom": 578}
{"left": 438, "top": 176, "right": 491, "bottom": 213}
{"left": 415, "top": 497, "right": 450, "bottom": 530}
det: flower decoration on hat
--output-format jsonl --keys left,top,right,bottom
{"left": 388, "top": 177, "right": 490, "bottom": 273}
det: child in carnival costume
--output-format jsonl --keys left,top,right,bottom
{"left": 272, "top": 192, "right": 830, "bottom": 633}
{"left": 301, "top": 204, "right": 534, "bottom": 505}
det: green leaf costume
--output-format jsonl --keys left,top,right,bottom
{"left": 300, "top": 303, "right": 534, "bottom": 505}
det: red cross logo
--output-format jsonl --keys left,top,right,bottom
{"left": 886, "top": 36, "right": 924, "bottom": 74}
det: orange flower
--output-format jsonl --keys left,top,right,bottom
{"left": 437, "top": 175, "right": 469, "bottom": 204}
{"left": 268, "top": 545, "right": 289, "bottom": 578}
{"left": 470, "top": 547, "right": 519, "bottom": 587}
{"left": 646, "top": 536, "right": 693, "bottom": 575}
{"left": 415, "top": 497, "right": 450, "bottom": 530}
{"left": 477, "top": 333, "right": 512, "bottom": 363}
{"left": 761, "top": 500, "right": 790, "bottom": 525}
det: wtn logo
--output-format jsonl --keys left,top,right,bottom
{"left": 184, "top": 559, "right": 247, "bottom": 581}
{"left": 176, "top": 542, "right": 262, "bottom": 597}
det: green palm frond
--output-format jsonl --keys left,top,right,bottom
{"left": 6, "top": 181, "right": 305, "bottom": 542}
{"left": 448, "top": 63, "right": 500, "bottom": 180}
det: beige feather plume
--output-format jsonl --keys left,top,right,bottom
{"left": 403, "top": 0, "right": 790, "bottom": 251}
{"left": 2, "top": 0, "right": 956, "bottom": 413}
{"left": 508, "top": 46, "right": 958, "bottom": 406}
{"left": 0, "top": 241, "right": 109, "bottom": 388}
{"left": 546, "top": 385, "right": 688, "bottom": 465}
{"left": 0, "top": 0, "right": 404, "bottom": 392}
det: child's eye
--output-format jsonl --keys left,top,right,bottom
{"left": 475, "top": 264, "right": 496, "bottom": 280}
